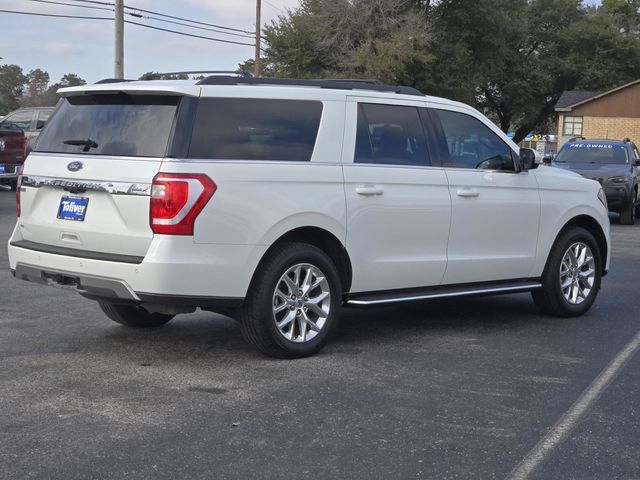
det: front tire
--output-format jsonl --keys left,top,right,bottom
{"left": 532, "top": 227, "right": 602, "bottom": 317}
{"left": 238, "top": 242, "right": 342, "bottom": 359}
{"left": 99, "top": 301, "right": 174, "bottom": 328}
{"left": 620, "top": 195, "right": 635, "bottom": 225}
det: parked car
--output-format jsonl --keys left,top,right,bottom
{"left": 8, "top": 77, "right": 611, "bottom": 358}
{"left": 0, "top": 106, "right": 55, "bottom": 145}
{"left": 0, "top": 127, "right": 28, "bottom": 190}
{"left": 553, "top": 138, "right": 640, "bottom": 224}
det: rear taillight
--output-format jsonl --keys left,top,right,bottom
{"left": 150, "top": 173, "right": 216, "bottom": 235}
{"left": 16, "top": 173, "right": 22, "bottom": 218}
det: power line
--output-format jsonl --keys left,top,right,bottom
{"left": 63, "top": 0, "right": 113, "bottom": 5}
{"left": 263, "top": 0, "right": 284, "bottom": 13}
{"left": 133, "top": 13, "right": 255, "bottom": 39}
{"left": 124, "top": 5, "right": 254, "bottom": 34}
{"left": 23, "top": 0, "right": 113, "bottom": 12}
{"left": 0, "top": 8, "right": 111, "bottom": 20}
{"left": 124, "top": 20, "right": 255, "bottom": 46}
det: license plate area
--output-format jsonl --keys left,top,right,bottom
{"left": 57, "top": 196, "right": 89, "bottom": 222}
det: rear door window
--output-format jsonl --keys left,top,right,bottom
{"left": 34, "top": 94, "right": 179, "bottom": 157}
{"left": 36, "top": 110, "right": 52, "bottom": 130}
{"left": 188, "top": 98, "right": 323, "bottom": 161}
{"left": 355, "top": 103, "right": 430, "bottom": 167}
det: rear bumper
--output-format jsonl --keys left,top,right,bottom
{"left": 8, "top": 235, "right": 268, "bottom": 307}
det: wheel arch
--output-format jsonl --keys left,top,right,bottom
{"left": 554, "top": 215, "right": 609, "bottom": 275}
{"left": 251, "top": 226, "right": 353, "bottom": 294}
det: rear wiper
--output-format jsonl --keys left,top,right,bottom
{"left": 63, "top": 138, "right": 99, "bottom": 152}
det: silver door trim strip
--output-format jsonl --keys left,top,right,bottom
{"left": 347, "top": 283, "right": 542, "bottom": 306}
{"left": 21, "top": 175, "right": 152, "bottom": 196}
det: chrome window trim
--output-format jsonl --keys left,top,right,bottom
{"left": 20, "top": 175, "right": 152, "bottom": 196}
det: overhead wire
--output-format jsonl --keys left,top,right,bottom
{"left": 0, "top": 8, "right": 111, "bottom": 20}
{"left": 124, "top": 20, "right": 255, "bottom": 46}
{"left": 23, "top": 0, "right": 113, "bottom": 12}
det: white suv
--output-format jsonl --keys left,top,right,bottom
{"left": 8, "top": 76, "right": 611, "bottom": 358}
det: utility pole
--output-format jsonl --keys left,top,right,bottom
{"left": 115, "top": 0, "right": 124, "bottom": 79}
{"left": 254, "top": 0, "right": 261, "bottom": 77}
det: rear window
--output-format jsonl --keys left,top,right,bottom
{"left": 35, "top": 94, "right": 179, "bottom": 157}
{"left": 555, "top": 143, "right": 629, "bottom": 165}
{"left": 188, "top": 98, "right": 323, "bottom": 161}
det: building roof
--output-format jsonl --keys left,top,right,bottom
{"left": 556, "top": 79, "right": 640, "bottom": 112}
{"left": 555, "top": 90, "right": 601, "bottom": 110}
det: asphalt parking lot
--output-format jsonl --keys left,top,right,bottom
{"left": 0, "top": 189, "right": 639, "bottom": 480}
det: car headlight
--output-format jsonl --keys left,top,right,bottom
{"left": 607, "top": 176, "right": 630, "bottom": 184}
{"left": 597, "top": 188, "right": 608, "bottom": 208}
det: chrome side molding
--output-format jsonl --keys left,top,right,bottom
{"left": 346, "top": 282, "right": 542, "bottom": 306}
{"left": 21, "top": 175, "right": 152, "bottom": 196}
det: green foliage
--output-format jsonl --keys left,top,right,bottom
{"left": 21, "top": 72, "right": 87, "bottom": 108}
{"left": 248, "top": 0, "right": 640, "bottom": 142}
{"left": 139, "top": 72, "right": 189, "bottom": 80}
{"left": 0, "top": 64, "right": 27, "bottom": 114}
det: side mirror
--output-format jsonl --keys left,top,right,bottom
{"left": 634, "top": 159, "right": 640, "bottom": 167}
{"left": 542, "top": 154, "right": 554, "bottom": 165}
{"left": 520, "top": 148, "right": 537, "bottom": 170}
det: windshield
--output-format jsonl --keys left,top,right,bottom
{"left": 555, "top": 143, "right": 628, "bottom": 165}
{"left": 35, "top": 94, "right": 179, "bottom": 157}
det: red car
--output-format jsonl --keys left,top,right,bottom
{"left": 0, "top": 128, "right": 28, "bottom": 190}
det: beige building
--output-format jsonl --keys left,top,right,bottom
{"left": 555, "top": 79, "right": 640, "bottom": 148}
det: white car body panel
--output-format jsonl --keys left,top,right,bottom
{"left": 8, "top": 80, "right": 611, "bottom": 306}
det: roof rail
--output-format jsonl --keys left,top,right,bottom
{"left": 153, "top": 69, "right": 253, "bottom": 78}
{"left": 94, "top": 78, "right": 136, "bottom": 85}
{"left": 568, "top": 136, "right": 586, "bottom": 142}
{"left": 196, "top": 76, "right": 424, "bottom": 96}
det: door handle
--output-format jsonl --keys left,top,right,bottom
{"left": 356, "top": 185, "right": 384, "bottom": 196}
{"left": 456, "top": 188, "right": 480, "bottom": 198}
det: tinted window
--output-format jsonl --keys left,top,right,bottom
{"left": 435, "top": 109, "right": 514, "bottom": 171}
{"left": 36, "top": 110, "right": 52, "bottom": 130}
{"left": 189, "top": 98, "right": 323, "bottom": 161}
{"left": 35, "top": 95, "right": 179, "bottom": 157}
{"left": 555, "top": 143, "right": 629, "bottom": 165}
{"left": 355, "top": 103, "right": 430, "bottom": 166}
{"left": 0, "top": 110, "right": 34, "bottom": 131}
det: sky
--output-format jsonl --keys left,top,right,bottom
{"left": 1, "top": 0, "right": 603, "bottom": 85}
{"left": 0, "top": 0, "right": 300, "bottom": 83}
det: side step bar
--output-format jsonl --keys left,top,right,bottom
{"left": 346, "top": 280, "right": 542, "bottom": 306}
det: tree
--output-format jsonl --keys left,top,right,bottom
{"left": 602, "top": 0, "right": 640, "bottom": 32}
{"left": 26, "top": 68, "right": 50, "bottom": 97}
{"left": 139, "top": 71, "right": 189, "bottom": 80}
{"left": 60, "top": 73, "right": 86, "bottom": 87}
{"left": 252, "top": 0, "right": 640, "bottom": 142}
{"left": 0, "top": 64, "right": 27, "bottom": 114}
{"left": 22, "top": 73, "right": 87, "bottom": 107}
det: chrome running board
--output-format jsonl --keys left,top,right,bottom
{"left": 346, "top": 281, "right": 542, "bottom": 306}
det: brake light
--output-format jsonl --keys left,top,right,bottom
{"left": 16, "top": 173, "right": 22, "bottom": 218}
{"left": 150, "top": 173, "right": 216, "bottom": 235}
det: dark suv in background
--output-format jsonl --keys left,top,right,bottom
{"left": 553, "top": 138, "right": 640, "bottom": 224}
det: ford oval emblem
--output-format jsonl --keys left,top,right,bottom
{"left": 67, "top": 161, "right": 83, "bottom": 172}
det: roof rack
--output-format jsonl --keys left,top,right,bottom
{"left": 568, "top": 136, "right": 586, "bottom": 142}
{"left": 153, "top": 69, "right": 253, "bottom": 78}
{"left": 94, "top": 78, "right": 136, "bottom": 85}
{"left": 196, "top": 76, "right": 424, "bottom": 96}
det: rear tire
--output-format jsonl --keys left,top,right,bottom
{"left": 532, "top": 227, "right": 602, "bottom": 317}
{"left": 99, "top": 301, "right": 174, "bottom": 328}
{"left": 238, "top": 242, "right": 342, "bottom": 359}
{"left": 620, "top": 196, "right": 635, "bottom": 225}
